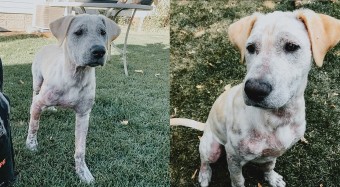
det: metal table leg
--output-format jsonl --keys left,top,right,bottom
{"left": 105, "top": 8, "right": 137, "bottom": 76}
{"left": 79, "top": 7, "right": 86, "bottom": 13}
{"left": 122, "top": 9, "right": 137, "bottom": 76}
{"left": 105, "top": 8, "right": 125, "bottom": 62}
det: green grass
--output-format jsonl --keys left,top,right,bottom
{"left": 170, "top": 1, "right": 340, "bottom": 187}
{"left": 0, "top": 28, "right": 170, "bottom": 186}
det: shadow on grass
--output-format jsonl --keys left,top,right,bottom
{"left": 2, "top": 41, "right": 169, "bottom": 186}
{"left": 0, "top": 34, "right": 43, "bottom": 42}
{"left": 170, "top": 1, "right": 340, "bottom": 187}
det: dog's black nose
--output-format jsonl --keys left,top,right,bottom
{"left": 91, "top": 45, "right": 106, "bottom": 59}
{"left": 244, "top": 79, "right": 272, "bottom": 102}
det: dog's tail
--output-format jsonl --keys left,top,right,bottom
{"left": 170, "top": 118, "right": 205, "bottom": 131}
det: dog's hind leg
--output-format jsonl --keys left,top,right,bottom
{"left": 198, "top": 130, "right": 222, "bottom": 187}
{"left": 261, "top": 159, "right": 286, "bottom": 187}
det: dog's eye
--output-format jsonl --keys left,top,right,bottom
{"left": 74, "top": 29, "right": 83, "bottom": 36}
{"left": 284, "top": 42, "right": 300, "bottom": 52}
{"left": 246, "top": 44, "right": 256, "bottom": 54}
{"left": 100, "top": 29, "right": 106, "bottom": 36}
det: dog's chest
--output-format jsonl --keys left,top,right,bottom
{"left": 234, "top": 105, "right": 306, "bottom": 160}
{"left": 45, "top": 84, "right": 95, "bottom": 108}
{"left": 238, "top": 129, "right": 284, "bottom": 158}
{"left": 237, "top": 124, "right": 300, "bottom": 160}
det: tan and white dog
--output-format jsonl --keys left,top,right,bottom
{"left": 25, "top": 14, "right": 120, "bottom": 183}
{"left": 171, "top": 9, "right": 340, "bottom": 187}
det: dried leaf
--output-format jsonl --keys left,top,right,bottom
{"left": 191, "top": 169, "right": 198, "bottom": 179}
{"left": 155, "top": 73, "right": 160, "bottom": 77}
{"left": 208, "top": 63, "right": 215, "bottom": 67}
{"left": 134, "top": 70, "right": 144, "bottom": 74}
{"left": 196, "top": 85, "right": 204, "bottom": 89}
{"left": 263, "top": 1, "right": 276, "bottom": 9}
{"left": 180, "top": 30, "right": 188, "bottom": 35}
{"left": 19, "top": 80, "right": 24, "bottom": 84}
{"left": 121, "top": 120, "right": 129, "bottom": 125}
{"left": 257, "top": 183, "right": 262, "bottom": 187}
{"left": 194, "top": 30, "right": 205, "bottom": 38}
{"left": 320, "top": 184, "right": 323, "bottom": 187}
{"left": 188, "top": 50, "right": 196, "bottom": 54}
{"left": 198, "top": 136, "right": 201, "bottom": 139}
{"left": 300, "top": 136, "right": 309, "bottom": 144}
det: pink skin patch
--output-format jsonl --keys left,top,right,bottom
{"left": 239, "top": 129, "right": 284, "bottom": 157}
{"left": 208, "top": 142, "right": 222, "bottom": 163}
{"left": 41, "top": 88, "right": 85, "bottom": 109}
{"left": 45, "top": 89, "right": 64, "bottom": 104}
{"left": 200, "top": 162, "right": 208, "bottom": 171}
{"left": 31, "top": 100, "right": 44, "bottom": 120}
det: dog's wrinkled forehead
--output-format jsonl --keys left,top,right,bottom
{"left": 250, "top": 11, "right": 308, "bottom": 43}
{"left": 68, "top": 15, "right": 105, "bottom": 34}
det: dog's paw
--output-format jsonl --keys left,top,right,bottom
{"left": 265, "top": 170, "right": 286, "bottom": 187}
{"left": 198, "top": 166, "right": 212, "bottom": 187}
{"left": 76, "top": 164, "right": 95, "bottom": 184}
{"left": 26, "top": 135, "right": 38, "bottom": 151}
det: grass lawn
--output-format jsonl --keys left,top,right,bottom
{"left": 170, "top": 1, "right": 339, "bottom": 187}
{"left": 0, "top": 28, "right": 169, "bottom": 186}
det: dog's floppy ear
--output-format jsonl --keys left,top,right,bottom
{"left": 228, "top": 14, "right": 258, "bottom": 63}
{"left": 297, "top": 9, "right": 340, "bottom": 67}
{"left": 100, "top": 15, "right": 121, "bottom": 46}
{"left": 49, "top": 15, "right": 75, "bottom": 45}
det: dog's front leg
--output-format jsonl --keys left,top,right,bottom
{"left": 74, "top": 112, "right": 94, "bottom": 183}
{"left": 227, "top": 155, "right": 245, "bottom": 187}
{"left": 261, "top": 159, "right": 286, "bottom": 187}
{"left": 26, "top": 96, "right": 45, "bottom": 151}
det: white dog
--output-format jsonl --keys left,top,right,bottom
{"left": 26, "top": 14, "right": 120, "bottom": 183}
{"left": 171, "top": 9, "right": 340, "bottom": 187}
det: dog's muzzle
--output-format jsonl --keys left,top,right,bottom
{"left": 244, "top": 79, "right": 272, "bottom": 103}
{"left": 87, "top": 45, "right": 106, "bottom": 67}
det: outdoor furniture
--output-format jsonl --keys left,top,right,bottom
{"left": 48, "top": 2, "right": 153, "bottom": 76}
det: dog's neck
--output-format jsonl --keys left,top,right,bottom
{"left": 265, "top": 90, "right": 306, "bottom": 130}
{"left": 62, "top": 55, "right": 95, "bottom": 85}
{"left": 270, "top": 96, "right": 304, "bottom": 118}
